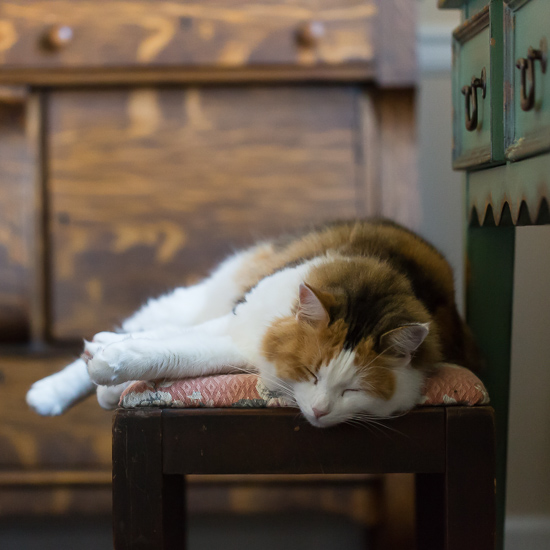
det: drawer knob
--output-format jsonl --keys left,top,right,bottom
{"left": 43, "top": 25, "right": 73, "bottom": 51}
{"left": 516, "top": 41, "right": 547, "bottom": 112}
{"left": 461, "top": 67, "right": 486, "bottom": 132}
{"left": 296, "top": 21, "right": 325, "bottom": 48}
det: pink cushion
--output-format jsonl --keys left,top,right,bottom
{"left": 120, "top": 364, "right": 489, "bottom": 409}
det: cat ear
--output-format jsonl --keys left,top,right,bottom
{"left": 380, "top": 323, "right": 430, "bottom": 356}
{"left": 297, "top": 283, "right": 332, "bottom": 326}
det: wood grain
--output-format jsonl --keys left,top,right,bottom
{"left": 0, "top": 354, "right": 113, "bottom": 469}
{"left": 0, "top": 0, "right": 377, "bottom": 71}
{"left": 162, "top": 408, "right": 446, "bottom": 475}
{"left": 47, "top": 86, "right": 361, "bottom": 339}
{"left": 0, "top": 99, "right": 33, "bottom": 341}
{"left": 357, "top": 89, "right": 419, "bottom": 230}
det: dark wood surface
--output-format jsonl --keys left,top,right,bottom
{"left": 445, "top": 407, "right": 496, "bottom": 550}
{"left": 162, "top": 408, "right": 447, "bottom": 475}
{"left": 112, "top": 406, "right": 495, "bottom": 549}
{"left": 113, "top": 409, "right": 166, "bottom": 549}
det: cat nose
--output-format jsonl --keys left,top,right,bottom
{"left": 312, "top": 407, "right": 329, "bottom": 419}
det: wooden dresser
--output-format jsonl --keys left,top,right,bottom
{"left": 0, "top": 0, "right": 417, "bottom": 524}
{"left": 440, "top": 1, "right": 550, "bottom": 547}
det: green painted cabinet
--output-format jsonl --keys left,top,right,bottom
{"left": 440, "top": 1, "right": 550, "bottom": 549}
{"left": 451, "top": 2, "right": 504, "bottom": 169}
{"left": 504, "top": 0, "right": 550, "bottom": 161}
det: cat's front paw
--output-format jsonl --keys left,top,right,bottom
{"left": 26, "top": 377, "right": 66, "bottom": 416}
{"left": 86, "top": 341, "right": 147, "bottom": 386}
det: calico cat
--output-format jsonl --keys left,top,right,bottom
{"left": 26, "top": 219, "right": 481, "bottom": 427}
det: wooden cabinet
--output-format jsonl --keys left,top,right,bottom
{"left": 0, "top": 0, "right": 417, "bottom": 518}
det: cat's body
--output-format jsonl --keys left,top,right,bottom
{"left": 27, "top": 220, "right": 481, "bottom": 427}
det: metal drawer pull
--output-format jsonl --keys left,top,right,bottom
{"left": 516, "top": 42, "right": 547, "bottom": 112}
{"left": 461, "top": 67, "right": 486, "bottom": 132}
{"left": 42, "top": 25, "right": 73, "bottom": 51}
{"left": 296, "top": 21, "right": 325, "bottom": 48}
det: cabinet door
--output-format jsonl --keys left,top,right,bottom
{"left": 505, "top": 0, "right": 550, "bottom": 161}
{"left": 48, "top": 86, "right": 360, "bottom": 339}
{"left": 451, "top": 2, "right": 504, "bottom": 170}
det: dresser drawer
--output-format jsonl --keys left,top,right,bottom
{"left": 451, "top": 3, "right": 504, "bottom": 170}
{"left": 0, "top": 355, "right": 112, "bottom": 470}
{"left": 504, "top": 0, "right": 550, "bottom": 161}
{"left": 47, "top": 86, "right": 361, "bottom": 340}
{"left": 0, "top": 0, "right": 375, "bottom": 72}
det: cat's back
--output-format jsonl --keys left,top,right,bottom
{"left": 238, "top": 220, "right": 456, "bottom": 312}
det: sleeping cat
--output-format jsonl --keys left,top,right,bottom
{"left": 26, "top": 219, "right": 481, "bottom": 427}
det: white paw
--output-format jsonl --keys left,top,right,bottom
{"left": 87, "top": 342, "right": 144, "bottom": 386}
{"left": 92, "top": 331, "right": 130, "bottom": 345}
{"left": 96, "top": 382, "right": 131, "bottom": 410}
{"left": 26, "top": 378, "right": 67, "bottom": 416}
{"left": 82, "top": 333, "right": 129, "bottom": 362}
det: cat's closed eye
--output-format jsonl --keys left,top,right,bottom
{"left": 342, "top": 389, "right": 361, "bottom": 396}
{"left": 306, "top": 368, "right": 318, "bottom": 384}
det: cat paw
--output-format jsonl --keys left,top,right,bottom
{"left": 86, "top": 342, "right": 143, "bottom": 386}
{"left": 92, "top": 331, "right": 130, "bottom": 345}
{"left": 82, "top": 339, "right": 102, "bottom": 362}
{"left": 26, "top": 378, "right": 66, "bottom": 416}
{"left": 82, "top": 332, "right": 129, "bottom": 363}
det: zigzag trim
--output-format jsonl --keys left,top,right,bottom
{"left": 469, "top": 197, "right": 550, "bottom": 227}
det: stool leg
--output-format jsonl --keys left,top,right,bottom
{"left": 415, "top": 473, "right": 445, "bottom": 550}
{"left": 445, "top": 407, "right": 496, "bottom": 550}
{"left": 162, "top": 474, "right": 186, "bottom": 549}
{"left": 113, "top": 409, "right": 164, "bottom": 550}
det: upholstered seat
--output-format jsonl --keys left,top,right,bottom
{"left": 120, "top": 364, "right": 490, "bottom": 410}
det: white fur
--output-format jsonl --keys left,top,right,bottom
{"left": 26, "top": 358, "right": 95, "bottom": 416}
{"left": 291, "top": 350, "right": 425, "bottom": 427}
{"left": 26, "top": 250, "right": 428, "bottom": 426}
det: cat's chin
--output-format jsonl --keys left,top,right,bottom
{"left": 301, "top": 412, "right": 341, "bottom": 428}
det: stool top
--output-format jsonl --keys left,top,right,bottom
{"left": 120, "top": 363, "right": 489, "bottom": 410}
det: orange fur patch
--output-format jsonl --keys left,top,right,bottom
{"left": 262, "top": 317, "right": 348, "bottom": 382}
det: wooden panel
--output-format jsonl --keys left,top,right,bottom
{"left": 162, "top": 408, "right": 446, "bottom": 475}
{"left": 0, "top": 94, "right": 33, "bottom": 341}
{"left": 505, "top": 0, "right": 550, "bottom": 160}
{"left": 0, "top": 0, "right": 376, "bottom": 72}
{"left": 0, "top": 355, "right": 113, "bottom": 469}
{"left": 47, "top": 86, "right": 360, "bottom": 339}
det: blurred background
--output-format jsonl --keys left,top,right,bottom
{"left": 0, "top": 0, "right": 548, "bottom": 548}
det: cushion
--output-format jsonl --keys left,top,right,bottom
{"left": 120, "top": 363, "right": 489, "bottom": 409}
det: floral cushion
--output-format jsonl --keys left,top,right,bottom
{"left": 120, "top": 363, "right": 489, "bottom": 409}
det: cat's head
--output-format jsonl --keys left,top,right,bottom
{"left": 262, "top": 259, "right": 441, "bottom": 427}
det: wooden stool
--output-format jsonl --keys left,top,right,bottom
{"left": 112, "top": 405, "right": 495, "bottom": 549}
